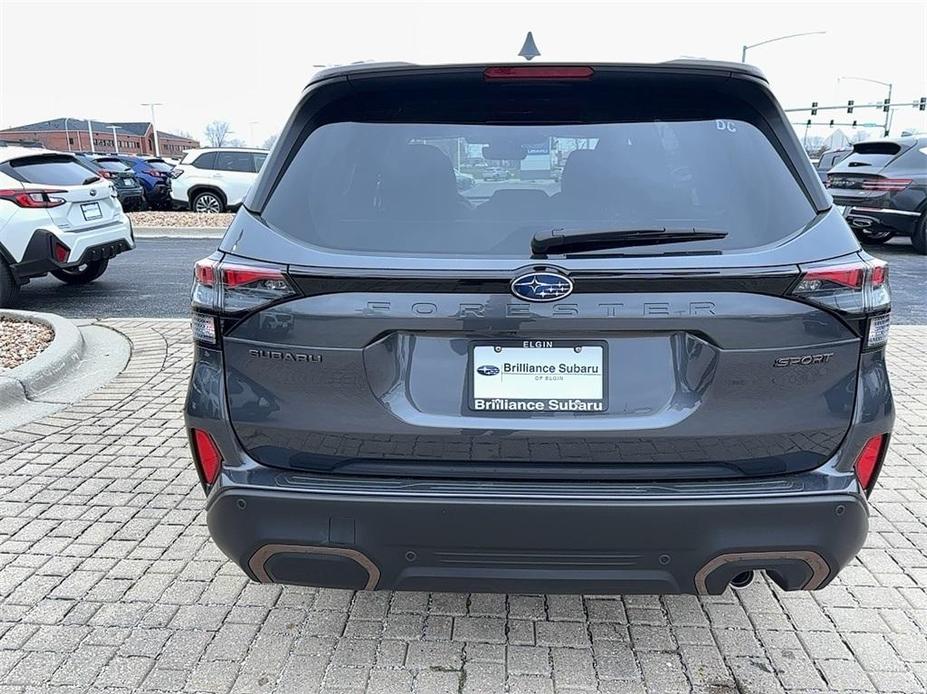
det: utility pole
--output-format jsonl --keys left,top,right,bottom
{"left": 741, "top": 31, "right": 826, "bottom": 62}
{"left": 63, "top": 117, "right": 71, "bottom": 152}
{"left": 142, "top": 103, "right": 163, "bottom": 156}
{"left": 88, "top": 119, "right": 95, "bottom": 153}
{"left": 839, "top": 76, "right": 893, "bottom": 137}
{"left": 110, "top": 126, "right": 120, "bottom": 154}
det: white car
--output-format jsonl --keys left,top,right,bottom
{"left": 0, "top": 147, "right": 134, "bottom": 306}
{"left": 170, "top": 147, "right": 268, "bottom": 213}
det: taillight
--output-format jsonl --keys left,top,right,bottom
{"left": 145, "top": 169, "right": 161, "bottom": 177}
{"left": 98, "top": 170, "right": 114, "bottom": 179}
{"left": 0, "top": 189, "right": 66, "bottom": 208}
{"left": 861, "top": 178, "right": 912, "bottom": 192}
{"left": 191, "top": 256, "right": 296, "bottom": 342}
{"left": 190, "top": 428, "right": 222, "bottom": 486}
{"left": 484, "top": 65, "right": 594, "bottom": 80}
{"left": 854, "top": 434, "right": 887, "bottom": 494}
{"left": 791, "top": 257, "right": 890, "bottom": 348}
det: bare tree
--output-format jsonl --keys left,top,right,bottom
{"left": 261, "top": 133, "right": 279, "bottom": 150}
{"left": 205, "top": 120, "right": 233, "bottom": 147}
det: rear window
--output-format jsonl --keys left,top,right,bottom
{"left": 261, "top": 80, "right": 816, "bottom": 257}
{"left": 96, "top": 159, "right": 130, "bottom": 172}
{"left": 839, "top": 142, "right": 906, "bottom": 170}
{"left": 146, "top": 160, "right": 173, "bottom": 172}
{"left": 5, "top": 155, "right": 98, "bottom": 186}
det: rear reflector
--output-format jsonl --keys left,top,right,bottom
{"left": 53, "top": 241, "right": 70, "bottom": 263}
{"left": 484, "top": 66, "right": 594, "bottom": 80}
{"left": 192, "top": 429, "right": 222, "bottom": 485}
{"left": 854, "top": 434, "right": 887, "bottom": 493}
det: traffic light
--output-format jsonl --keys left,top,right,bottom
{"left": 883, "top": 98, "right": 890, "bottom": 113}
{"left": 847, "top": 100, "right": 854, "bottom": 114}
{"left": 811, "top": 101, "right": 818, "bottom": 116}
{"left": 919, "top": 97, "right": 926, "bottom": 111}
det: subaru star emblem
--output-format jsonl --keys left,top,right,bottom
{"left": 476, "top": 365, "right": 500, "bottom": 376}
{"left": 510, "top": 271, "right": 574, "bottom": 302}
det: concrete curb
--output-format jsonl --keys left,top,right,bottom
{"left": 0, "top": 310, "right": 84, "bottom": 401}
{"left": 135, "top": 226, "right": 225, "bottom": 239}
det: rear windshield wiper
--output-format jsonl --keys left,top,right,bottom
{"left": 531, "top": 227, "right": 728, "bottom": 256}
{"left": 82, "top": 175, "right": 101, "bottom": 185}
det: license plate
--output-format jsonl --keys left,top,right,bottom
{"left": 470, "top": 341, "right": 606, "bottom": 412}
{"left": 80, "top": 202, "right": 102, "bottom": 220}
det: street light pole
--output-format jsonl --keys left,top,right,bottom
{"left": 838, "top": 76, "right": 893, "bottom": 136}
{"left": 741, "top": 31, "right": 826, "bottom": 62}
{"left": 63, "top": 117, "right": 71, "bottom": 152}
{"left": 110, "top": 126, "right": 120, "bottom": 154}
{"left": 141, "top": 103, "right": 163, "bottom": 157}
{"left": 88, "top": 119, "right": 95, "bottom": 154}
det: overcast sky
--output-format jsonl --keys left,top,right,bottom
{"left": 1, "top": 0, "right": 925, "bottom": 145}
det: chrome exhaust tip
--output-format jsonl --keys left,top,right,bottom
{"left": 730, "top": 570, "right": 755, "bottom": 589}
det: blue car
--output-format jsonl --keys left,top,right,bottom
{"left": 107, "top": 155, "right": 173, "bottom": 210}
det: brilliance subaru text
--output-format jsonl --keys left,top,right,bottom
{"left": 185, "top": 61, "right": 894, "bottom": 595}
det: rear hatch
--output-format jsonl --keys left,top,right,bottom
{"left": 826, "top": 140, "right": 913, "bottom": 209}
{"left": 4, "top": 153, "right": 123, "bottom": 231}
{"left": 200, "top": 64, "right": 879, "bottom": 481}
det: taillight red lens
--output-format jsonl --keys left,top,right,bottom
{"left": 191, "top": 428, "right": 222, "bottom": 485}
{"left": 792, "top": 258, "right": 889, "bottom": 314}
{"left": 799, "top": 265, "right": 864, "bottom": 289}
{"left": 98, "top": 170, "right": 114, "bottom": 179}
{"left": 191, "top": 257, "right": 295, "bottom": 316}
{"left": 484, "top": 66, "right": 594, "bottom": 80}
{"left": 0, "top": 189, "right": 66, "bottom": 208}
{"left": 861, "top": 178, "right": 912, "bottom": 191}
{"left": 854, "top": 434, "right": 887, "bottom": 493}
{"left": 222, "top": 265, "right": 288, "bottom": 289}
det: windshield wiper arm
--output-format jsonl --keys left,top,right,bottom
{"left": 82, "top": 175, "right": 101, "bottom": 185}
{"left": 531, "top": 227, "right": 728, "bottom": 256}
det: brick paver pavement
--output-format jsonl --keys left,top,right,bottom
{"left": 0, "top": 319, "right": 925, "bottom": 693}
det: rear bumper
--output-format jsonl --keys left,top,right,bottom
{"left": 845, "top": 207, "right": 921, "bottom": 236}
{"left": 9, "top": 223, "right": 134, "bottom": 283}
{"left": 207, "top": 480, "right": 868, "bottom": 594}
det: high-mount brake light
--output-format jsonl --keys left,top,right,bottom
{"left": 791, "top": 258, "right": 890, "bottom": 348}
{"left": 0, "top": 189, "right": 67, "bottom": 208}
{"left": 484, "top": 66, "right": 594, "bottom": 80}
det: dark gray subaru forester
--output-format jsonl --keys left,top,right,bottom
{"left": 186, "top": 61, "right": 894, "bottom": 595}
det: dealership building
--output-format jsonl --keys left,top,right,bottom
{"left": 0, "top": 118, "right": 199, "bottom": 157}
